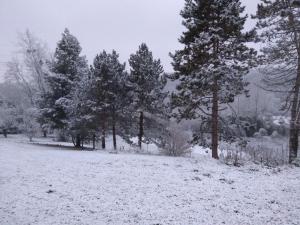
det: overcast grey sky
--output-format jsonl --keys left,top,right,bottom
{"left": 0, "top": 0, "right": 261, "bottom": 80}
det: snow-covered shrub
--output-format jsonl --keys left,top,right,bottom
{"left": 0, "top": 102, "right": 18, "bottom": 137}
{"left": 243, "top": 142, "right": 289, "bottom": 166}
{"left": 220, "top": 138, "right": 289, "bottom": 167}
{"left": 254, "top": 115, "right": 289, "bottom": 137}
{"left": 253, "top": 132, "right": 262, "bottom": 138}
{"left": 291, "top": 158, "right": 300, "bottom": 167}
{"left": 259, "top": 128, "right": 268, "bottom": 136}
{"left": 221, "top": 149, "right": 243, "bottom": 166}
{"left": 271, "top": 131, "right": 279, "bottom": 138}
{"left": 235, "top": 116, "right": 257, "bottom": 137}
{"left": 160, "top": 125, "right": 192, "bottom": 157}
{"left": 220, "top": 140, "right": 248, "bottom": 166}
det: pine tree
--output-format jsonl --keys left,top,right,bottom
{"left": 171, "top": 0, "right": 256, "bottom": 159}
{"left": 254, "top": 0, "right": 300, "bottom": 162}
{"left": 129, "top": 43, "right": 167, "bottom": 149}
{"left": 90, "top": 50, "right": 129, "bottom": 150}
{"left": 40, "top": 28, "right": 88, "bottom": 143}
{"left": 64, "top": 70, "right": 95, "bottom": 148}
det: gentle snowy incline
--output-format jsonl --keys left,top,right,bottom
{"left": 0, "top": 137, "right": 300, "bottom": 225}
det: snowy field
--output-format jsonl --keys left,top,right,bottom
{"left": 0, "top": 136, "right": 300, "bottom": 225}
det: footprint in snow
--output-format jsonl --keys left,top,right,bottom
{"left": 193, "top": 176, "right": 202, "bottom": 181}
{"left": 219, "top": 178, "right": 234, "bottom": 184}
{"left": 46, "top": 189, "right": 55, "bottom": 194}
{"left": 203, "top": 173, "right": 212, "bottom": 178}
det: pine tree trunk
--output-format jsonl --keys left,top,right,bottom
{"left": 211, "top": 79, "right": 219, "bottom": 160}
{"left": 101, "top": 126, "right": 106, "bottom": 150}
{"left": 138, "top": 111, "right": 144, "bottom": 149}
{"left": 92, "top": 134, "right": 96, "bottom": 150}
{"left": 75, "top": 134, "right": 81, "bottom": 148}
{"left": 255, "top": 90, "right": 259, "bottom": 132}
{"left": 289, "top": 124, "right": 298, "bottom": 162}
{"left": 289, "top": 59, "right": 300, "bottom": 163}
{"left": 112, "top": 110, "right": 117, "bottom": 151}
{"left": 112, "top": 122, "right": 117, "bottom": 151}
{"left": 3, "top": 129, "right": 7, "bottom": 138}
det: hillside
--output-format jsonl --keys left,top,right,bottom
{"left": 1, "top": 136, "right": 299, "bottom": 225}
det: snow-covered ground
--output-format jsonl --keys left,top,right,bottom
{"left": 0, "top": 136, "right": 300, "bottom": 225}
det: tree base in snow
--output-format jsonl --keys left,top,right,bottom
{"left": 291, "top": 158, "right": 300, "bottom": 167}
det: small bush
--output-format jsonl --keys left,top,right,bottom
{"left": 271, "top": 131, "right": 279, "bottom": 138}
{"left": 220, "top": 139, "right": 289, "bottom": 167}
{"left": 244, "top": 143, "right": 288, "bottom": 166}
{"left": 219, "top": 141, "right": 247, "bottom": 166}
{"left": 253, "top": 132, "right": 262, "bottom": 138}
{"left": 160, "top": 125, "right": 192, "bottom": 157}
{"left": 259, "top": 128, "right": 268, "bottom": 136}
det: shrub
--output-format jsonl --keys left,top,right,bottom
{"left": 244, "top": 143, "right": 288, "bottom": 166}
{"left": 253, "top": 132, "right": 262, "bottom": 138}
{"left": 160, "top": 125, "right": 192, "bottom": 157}
{"left": 220, "top": 139, "right": 289, "bottom": 167}
{"left": 271, "top": 131, "right": 279, "bottom": 138}
{"left": 259, "top": 128, "right": 268, "bottom": 136}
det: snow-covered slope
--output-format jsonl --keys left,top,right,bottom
{"left": 0, "top": 136, "right": 299, "bottom": 225}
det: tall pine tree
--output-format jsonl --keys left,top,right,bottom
{"left": 65, "top": 71, "right": 94, "bottom": 148}
{"left": 129, "top": 43, "right": 167, "bottom": 149}
{"left": 40, "top": 28, "right": 88, "bottom": 142}
{"left": 90, "top": 50, "right": 129, "bottom": 150}
{"left": 171, "top": 0, "right": 256, "bottom": 159}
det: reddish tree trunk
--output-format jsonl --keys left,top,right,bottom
{"left": 75, "top": 134, "right": 81, "bottom": 148}
{"left": 113, "top": 121, "right": 117, "bottom": 150}
{"left": 138, "top": 111, "right": 144, "bottom": 149}
{"left": 92, "top": 134, "right": 96, "bottom": 150}
{"left": 102, "top": 124, "right": 106, "bottom": 150}
{"left": 289, "top": 60, "right": 300, "bottom": 162}
{"left": 3, "top": 129, "right": 7, "bottom": 138}
{"left": 211, "top": 79, "right": 219, "bottom": 160}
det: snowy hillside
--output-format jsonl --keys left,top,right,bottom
{"left": 1, "top": 136, "right": 299, "bottom": 225}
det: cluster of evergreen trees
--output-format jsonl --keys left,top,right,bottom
{"left": 37, "top": 29, "right": 167, "bottom": 150}
{"left": 37, "top": 0, "right": 257, "bottom": 158}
